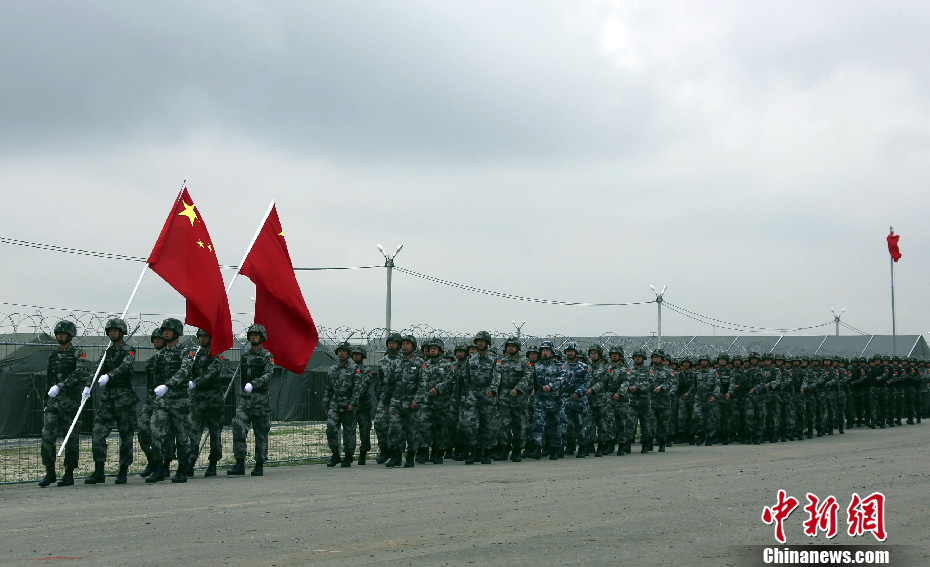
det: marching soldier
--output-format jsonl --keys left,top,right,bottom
{"left": 324, "top": 341, "right": 361, "bottom": 468}
{"left": 138, "top": 329, "right": 174, "bottom": 477}
{"left": 227, "top": 324, "right": 275, "bottom": 477}
{"left": 85, "top": 317, "right": 137, "bottom": 485}
{"left": 461, "top": 331, "right": 501, "bottom": 465}
{"left": 419, "top": 338, "right": 455, "bottom": 464}
{"left": 186, "top": 329, "right": 227, "bottom": 477}
{"left": 374, "top": 332, "right": 402, "bottom": 464}
{"left": 351, "top": 345, "right": 377, "bottom": 465}
{"left": 147, "top": 318, "right": 193, "bottom": 484}
{"left": 381, "top": 335, "right": 424, "bottom": 468}
{"left": 39, "top": 320, "right": 88, "bottom": 487}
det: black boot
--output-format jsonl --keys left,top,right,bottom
{"left": 480, "top": 449, "right": 492, "bottom": 465}
{"left": 521, "top": 446, "right": 533, "bottom": 458}
{"left": 85, "top": 462, "right": 106, "bottom": 484}
{"left": 510, "top": 449, "right": 522, "bottom": 463}
{"left": 171, "top": 468, "right": 187, "bottom": 483}
{"left": 530, "top": 446, "right": 542, "bottom": 460}
{"left": 186, "top": 460, "right": 195, "bottom": 478}
{"left": 594, "top": 443, "right": 603, "bottom": 457}
{"left": 326, "top": 452, "right": 342, "bottom": 467}
{"left": 658, "top": 442, "right": 666, "bottom": 453}
{"left": 145, "top": 464, "right": 166, "bottom": 483}
{"left": 404, "top": 450, "right": 415, "bottom": 468}
{"left": 139, "top": 461, "right": 156, "bottom": 478}
{"left": 341, "top": 452, "right": 353, "bottom": 468}
{"left": 227, "top": 458, "right": 246, "bottom": 476}
{"left": 431, "top": 448, "right": 444, "bottom": 465}
{"left": 251, "top": 462, "right": 264, "bottom": 476}
{"left": 38, "top": 466, "right": 56, "bottom": 487}
{"left": 491, "top": 446, "right": 505, "bottom": 461}
{"left": 641, "top": 442, "right": 649, "bottom": 454}
{"left": 205, "top": 460, "right": 218, "bottom": 477}
{"left": 376, "top": 450, "right": 390, "bottom": 465}
{"left": 623, "top": 441, "right": 632, "bottom": 454}
{"left": 415, "top": 447, "right": 429, "bottom": 465}
{"left": 357, "top": 452, "right": 367, "bottom": 466}
{"left": 115, "top": 464, "right": 129, "bottom": 485}
{"left": 57, "top": 467, "right": 74, "bottom": 487}
{"left": 390, "top": 450, "right": 404, "bottom": 468}
{"left": 464, "top": 447, "right": 477, "bottom": 465}
{"left": 566, "top": 442, "right": 575, "bottom": 455}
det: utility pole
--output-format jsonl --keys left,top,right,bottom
{"left": 831, "top": 308, "right": 845, "bottom": 337}
{"left": 650, "top": 285, "right": 667, "bottom": 349}
{"left": 377, "top": 244, "right": 403, "bottom": 334}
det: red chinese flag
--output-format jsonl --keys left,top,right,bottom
{"left": 239, "top": 205, "right": 319, "bottom": 374}
{"left": 146, "top": 188, "right": 233, "bottom": 356}
{"left": 887, "top": 231, "right": 902, "bottom": 263}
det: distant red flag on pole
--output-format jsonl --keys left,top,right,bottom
{"left": 146, "top": 187, "right": 233, "bottom": 356}
{"left": 887, "top": 230, "right": 902, "bottom": 263}
{"left": 239, "top": 205, "right": 319, "bottom": 374}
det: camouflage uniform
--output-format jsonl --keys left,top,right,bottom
{"left": 187, "top": 346, "right": 228, "bottom": 466}
{"left": 689, "top": 362, "right": 720, "bottom": 444}
{"left": 728, "top": 362, "right": 753, "bottom": 442}
{"left": 90, "top": 341, "right": 138, "bottom": 468}
{"left": 801, "top": 361, "right": 825, "bottom": 436}
{"left": 649, "top": 358, "right": 674, "bottom": 448}
{"left": 381, "top": 352, "right": 424, "bottom": 460}
{"left": 531, "top": 349, "right": 565, "bottom": 457}
{"left": 452, "top": 350, "right": 470, "bottom": 455}
{"left": 745, "top": 359, "right": 768, "bottom": 443}
{"left": 627, "top": 357, "right": 654, "bottom": 451}
{"left": 461, "top": 348, "right": 502, "bottom": 456}
{"left": 716, "top": 357, "right": 734, "bottom": 443}
{"left": 138, "top": 333, "right": 174, "bottom": 474}
{"left": 560, "top": 347, "right": 592, "bottom": 456}
{"left": 419, "top": 347, "right": 455, "bottom": 459}
{"left": 586, "top": 351, "right": 614, "bottom": 455}
{"left": 374, "top": 341, "right": 401, "bottom": 458}
{"left": 150, "top": 342, "right": 193, "bottom": 475}
{"left": 675, "top": 364, "right": 694, "bottom": 442}
{"left": 232, "top": 345, "right": 275, "bottom": 464}
{"left": 351, "top": 347, "right": 378, "bottom": 462}
{"left": 497, "top": 347, "right": 534, "bottom": 458}
{"left": 324, "top": 354, "right": 362, "bottom": 460}
{"left": 41, "top": 337, "right": 89, "bottom": 475}
{"left": 605, "top": 359, "right": 632, "bottom": 453}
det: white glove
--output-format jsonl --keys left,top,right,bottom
{"left": 48, "top": 385, "right": 60, "bottom": 398}
{"left": 81, "top": 387, "right": 91, "bottom": 402}
{"left": 154, "top": 384, "right": 168, "bottom": 398}
{"left": 188, "top": 381, "right": 196, "bottom": 390}
{"left": 98, "top": 374, "right": 109, "bottom": 387}
{"left": 244, "top": 383, "right": 253, "bottom": 393}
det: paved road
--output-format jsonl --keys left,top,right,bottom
{"left": 3, "top": 424, "right": 927, "bottom": 566}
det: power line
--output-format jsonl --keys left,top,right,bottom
{"left": 0, "top": 236, "right": 382, "bottom": 271}
{"left": 394, "top": 266, "right": 655, "bottom": 307}
{"left": 839, "top": 321, "right": 869, "bottom": 335}
{"left": 663, "top": 301, "right": 833, "bottom": 333}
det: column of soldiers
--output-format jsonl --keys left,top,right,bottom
{"left": 39, "top": 320, "right": 929, "bottom": 486}
{"left": 38, "top": 318, "right": 275, "bottom": 487}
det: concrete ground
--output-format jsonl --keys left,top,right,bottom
{"left": 2, "top": 423, "right": 927, "bottom": 567}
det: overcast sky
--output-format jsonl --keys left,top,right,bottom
{"left": 1, "top": 1, "right": 928, "bottom": 344}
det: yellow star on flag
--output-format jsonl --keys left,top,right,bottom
{"left": 207, "top": 243, "right": 213, "bottom": 251}
{"left": 197, "top": 240, "right": 205, "bottom": 248}
{"left": 178, "top": 201, "right": 198, "bottom": 226}
{"left": 279, "top": 231, "right": 284, "bottom": 237}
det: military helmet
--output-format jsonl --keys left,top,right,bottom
{"left": 454, "top": 342, "right": 468, "bottom": 353}
{"left": 196, "top": 328, "right": 210, "bottom": 338}
{"left": 732, "top": 354, "right": 744, "bottom": 363}
{"left": 698, "top": 353, "right": 711, "bottom": 363}
{"left": 748, "top": 351, "right": 761, "bottom": 360}
{"left": 386, "top": 332, "right": 403, "bottom": 345}
{"left": 525, "top": 344, "right": 539, "bottom": 354}
{"left": 774, "top": 353, "right": 785, "bottom": 362}
{"left": 587, "top": 344, "right": 604, "bottom": 357}
{"left": 150, "top": 328, "right": 164, "bottom": 343}
{"left": 503, "top": 336, "right": 521, "bottom": 349}
{"left": 651, "top": 349, "right": 664, "bottom": 359}
{"left": 104, "top": 317, "right": 128, "bottom": 336}
{"left": 401, "top": 334, "right": 417, "bottom": 349}
{"left": 351, "top": 345, "right": 367, "bottom": 358}
{"left": 717, "top": 352, "right": 730, "bottom": 362}
{"left": 160, "top": 318, "right": 184, "bottom": 337}
{"left": 562, "top": 341, "right": 580, "bottom": 353}
{"left": 473, "top": 331, "right": 493, "bottom": 345}
{"left": 762, "top": 352, "right": 774, "bottom": 361}
{"left": 53, "top": 320, "right": 78, "bottom": 338}
{"left": 426, "top": 337, "right": 445, "bottom": 353}
{"left": 632, "top": 348, "right": 647, "bottom": 359}
{"left": 539, "top": 340, "right": 555, "bottom": 352}
{"left": 246, "top": 323, "right": 267, "bottom": 342}
{"left": 335, "top": 341, "right": 352, "bottom": 355}
{"left": 609, "top": 345, "right": 626, "bottom": 359}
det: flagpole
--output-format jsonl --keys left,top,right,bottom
{"left": 890, "top": 225, "right": 897, "bottom": 356}
{"left": 58, "top": 262, "right": 149, "bottom": 456}
{"left": 226, "top": 200, "right": 275, "bottom": 294}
